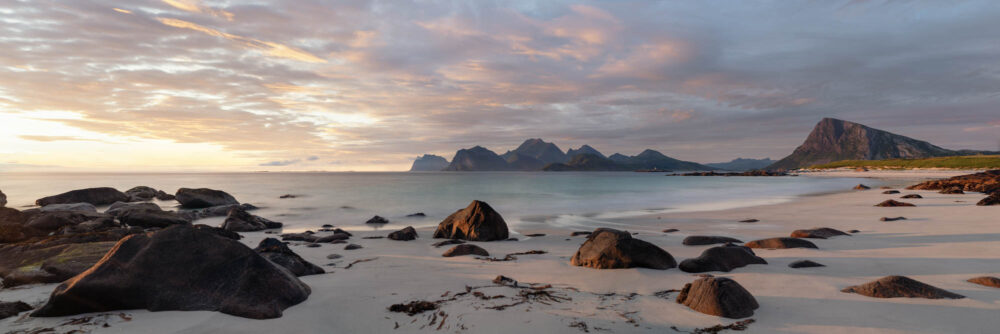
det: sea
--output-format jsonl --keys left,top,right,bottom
{"left": 0, "top": 172, "right": 877, "bottom": 234}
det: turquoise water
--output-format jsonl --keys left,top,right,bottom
{"left": 0, "top": 172, "right": 875, "bottom": 233}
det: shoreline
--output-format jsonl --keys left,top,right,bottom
{"left": 3, "top": 170, "right": 999, "bottom": 333}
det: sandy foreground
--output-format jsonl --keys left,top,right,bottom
{"left": 2, "top": 170, "right": 999, "bottom": 334}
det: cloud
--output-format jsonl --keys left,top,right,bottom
{"left": 162, "top": 0, "right": 234, "bottom": 21}
{"left": 259, "top": 159, "right": 301, "bottom": 166}
{"left": 306, "top": 155, "right": 319, "bottom": 161}
{"left": 156, "top": 18, "right": 325, "bottom": 63}
{"left": 18, "top": 135, "right": 104, "bottom": 142}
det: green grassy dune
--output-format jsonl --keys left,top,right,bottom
{"left": 809, "top": 155, "right": 1000, "bottom": 169}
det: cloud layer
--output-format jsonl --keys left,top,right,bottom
{"left": 1, "top": 0, "right": 998, "bottom": 170}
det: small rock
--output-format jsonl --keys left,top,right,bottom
{"left": 0, "top": 300, "right": 33, "bottom": 320}
{"left": 326, "top": 254, "right": 342, "bottom": 260}
{"left": 790, "top": 227, "right": 849, "bottom": 239}
{"left": 279, "top": 194, "right": 297, "bottom": 199}
{"left": 880, "top": 217, "right": 907, "bottom": 222}
{"left": 842, "top": 275, "right": 964, "bottom": 299}
{"left": 306, "top": 243, "right": 321, "bottom": 248}
{"left": 675, "top": 276, "right": 758, "bottom": 318}
{"left": 344, "top": 244, "right": 362, "bottom": 250}
{"left": 431, "top": 239, "right": 465, "bottom": 248}
{"left": 570, "top": 231, "right": 592, "bottom": 236}
{"left": 406, "top": 212, "right": 426, "bottom": 217}
{"left": 662, "top": 229, "right": 679, "bottom": 233}
{"left": 882, "top": 190, "right": 900, "bottom": 194}
{"left": 441, "top": 244, "right": 489, "bottom": 257}
{"left": 848, "top": 229, "right": 860, "bottom": 233}
{"left": 853, "top": 184, "right": 871, "bottom": 190}
{"left": 967, "top": 276, "right": 1000, "bottom": 288}
{"left": 900, "top": 194, "right": 923, "bottom": 199}
{"left": 977, "top": 193, "right": 1000, "bottom": 206}
{"left": 939, "top": 187, "right": 965, "bottom": 194}
{"left": 570, "top": 228, "right": 676, "bottom": 270}
{"left": 738, "top": 219, "right": 759, "bottom": 223}
{"left": 678, "top": 245, "right": 766, "bottom": 273}
{"left": 433, "top": 200, "right": 509, "bottom": 241}
{"left": 524, "top": 233, "right": 546, "bottom": 237}
{"left": 315, "top": 233, "right": 350, "bottom": 243}
{"left": 388, "top": 226, "right": 418, "bottom": 241}
{"left": 788, "top": 260, "right": 825, "bottom": 268}
{"left": 744, "top": 237, "right": 818, "bottom": 249}
{"left": 321, "top": 224, "right": 333, "bottom": 228}
{"left": 365, "top": 215, "right": 389, "bottom": 224}
{"left": 875, "top": 199, "right": 915, "bottom": 207}
{"left": 682, "top": 235, "right": 743, "bottom": 246}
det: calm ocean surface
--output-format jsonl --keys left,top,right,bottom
{"left": 0, "top": 172, "right": 876, "bottom": 234}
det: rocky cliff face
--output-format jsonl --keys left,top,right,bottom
{"left": 409, "top": 154, "right": 450, "bottom": 171}
{"left": 769, "top": 118, "right": 957, "bottom": 170}
{"left": 444, "top": 146, "right": 510, "bottom": 171}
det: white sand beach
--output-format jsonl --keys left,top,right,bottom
{"left": 2, "top": 171, "right": 999, "bottom": 334}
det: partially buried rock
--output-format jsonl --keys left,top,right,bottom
{"left": 35, "top": 187, "right": 128, "bottom": 206}
{"left": 30, "top": 224, "right": 311, "bottom": 319}
{"left": 744, "top": 237, "right": 817, "bottom": 249}
{"left": 431, "top": 239, "right": 465, "bottom": 248}
{"left": 682, "top": 235, "right": 743, "bottom": 246}
{"left": 662, "top": 229, "right": 679, "bottom": 233}
{"left": 853, "top": 184, "right": 871, "bottom": 190}
{"left": 406, "top": 212, "right": 426, "bottom": 217}
{"left": 901, "top": 194, "right": 923, "bottom": 199}
{"left": 365, "top": 215, "right": 389, "bottom": 224}
{"left": 221, "top": 206, "right": 282, "bottom": 232}
{"left": 738, "top": 219, "right": 759, "bottom": 223}
{"left": 279, "top": 194, "right": 297, "bottom": 199}
{"left": 314, "top": 233, "right": 350, "bottom": 243}
{"left": 388, "top": 226, "right": 418, "bottom": 241}
{"left": 678, "top": 245, "right": 766, "bottom": 273}
{"left": 939, "top": 187, "right": 965, "bottom": 194}
{"left": 788, "top": 260, "right": 825, "bottom": 268}
{"left": 116, "top": 204, "right": 189, "bottom": 229}
{"left": 125, "top": 186, "right": 175, "bottom": 201}
{"left": 790, "top": 227, "right": 849, "bottom": 239}
{"left": 571, "top": 231, "right": 592, "bottom": 236}
{"left": 676, "top": 276, "right": 758, "bottom": 319}
{"left": 882, "top": 190, "right": 900, "bottom": 194}
{"left": 880, "top": 216, "right": 907, "bottom": 222}
{"left": 875, "top": 199, "right": 915, "bottom": 207}
{"left": 175, "top": 188, "right": 239, "bottom": 208}
{"left": 344, "top": 244, "right": 362, "bottom": 250}
{"left": 0, "top": 301, "right": 32, "bottom": 320}
{"left": 842, "top": 276, "right": 963, "bottom": 299}
{"left": 977, "top": 193, "right": 1000, "bottom": 206}
{"left": 570, "top": 228, "right": 676, "bottom": 270}
{"left": 967, "top": 276, "right": 1000, "bottom": 288}
{"left": 433, "top": 200, "right": 509, "bottom": 241}
{"left": 441, "top": 244, "right": 488, "bottom": 257}
{"left": 254, "top": 238, "right": 324, "bottom": 276}
{"left": 326, "top": 254, "right": 342, "bottom": 260}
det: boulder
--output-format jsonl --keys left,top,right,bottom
{"left": 25, "top": 210, "right": 111, "bottom": 233}
{"left": 0, "top": 228, "right": 141, "bottom": 287}
{"left": 177, "top": 203, "right": 257, "bottom": 221}
{"left": 221, "top": 207, "right": 282, "bottom": 232}
{"left": 56, "top": 216, "right": 121, "bottom": 235}
{"left": 678, "top": 245, "right": 767, "bottom": 273}
{"left": 40, "top": 203, "right": 97, "bottom": 212}
{"left": 433, "top": 200, "right": 509, "bottom": 241}
{"left": 254, "top": 238, "right": 324, "bottom": 277}
{"left": 406, "top": 212, "right": 426, "bottom": 217}
{"left": 0, "top": 189, "right": 5, "bottom": 207}
{"left": 790, "top": 227, "right": 849, "bottom": 239}
{"left": 431, "top": 239, "right": 465, "bottom": 248}
{"left": 880, "top": 217, "right": 907, "bottom": 222}
{"left": 31, "top": 224, "right": 311, "bottom": 319}
{"left": 745, "top": 237, "right": 818, "bottom": 249}
{"left": 977, "top": 193, "right": 1000, "bottom": 206}
{"left": 441, "top": 244, "right": 489, "bottom": 257}
{"left": 117, "top": 205, "right": 189, "bottom": 229}
{"left": 175, "top": 188, "right": 238, "bottom": 208}
{"left": 388, "top": 226, "right": 418, "bottom": 241}
{"left": 125, "top": 186, "right": 175, "bottom": 201}
{"left": 682, "top": 235, "right": 743, "bottom": 246}
{"left": 314, "top": 233, "right": 350, "bottom": 243}
{"left": 900, "top": 194, "right": 923, "bottom": 199}
{"left": 344, "top": 244, "right": 362, "bottom": 250}
{"left": 676, "top": 276, "right": 758, "bottom": 318}
{"left": 570, "top": 228, "right": 676, "bottom": 270}
{"left": 662, "top": 229, "right": 679, "bottom": 233}
{"left": 0, "top": 301, "right": 32, "bottom": 320}
{"left": 842, "top": 276, "right": 964, "bottom": 299}
{"left": 853, "top": 184, "right": 870, "bottom": 190}
{"left": 365, "top": 215, "right": 389, "bottom": 224}
{"left": 967, "top": 276, "right": 1000, "bottom": 288}
{"left": 281, "top": 232, "right": 319, "bottom": 243}
{"left": 193, "top": 224, "right": 241, "bottom": 240}
{"left": 35, "top": 187, "right": 128, "bottom": 206}
{"left": 788, "top": 260, "right": 825, "bottom": 268}
{"left": 939, "top": 187, "right": 965, "bottom": 194}
{"left": 875, "top": 199, "right": 915, "bottom": 207}
{"left": 882, "top": 190, "right": 900, "bottom": 194}
{"left": 907, "top": 170, "right": 1000, "bottom": 194}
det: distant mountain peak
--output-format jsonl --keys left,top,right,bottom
{"left": 409, "top": 154, "right": 449, "bottom": 171}
{"left": 505, "top": 138, "right": 568, "bottom": 165}
{"left": 768, "top": 118, "right": 955, "bottom": 170}
{"left": 566, "top": 144, "right": 605, "bottom": 159}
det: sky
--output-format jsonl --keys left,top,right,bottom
{"left": 1, "top": 0, "right": 998, "bottom": 171}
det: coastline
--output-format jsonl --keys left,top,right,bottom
{"left": 3, "top": 170, "right": 999, "bottom": 333}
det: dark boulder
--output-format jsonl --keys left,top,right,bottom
{"left": 682, "top": 235, "right": 743, "bottom": 246}
{"left": 221, "top": 206, "right": 282, "bottom": 232}
{"left": 738, "top": 219, "right": 759, "bottom": 223}
{"left": 315, "top": 233, "right": 350, "bottom": 243}
{"left": 900, "top": 194, "right": 923, "bottom": 199}
{"left": 441, "top": 244, "right": 489, "bottom": 257}
{"left": 939, "top": 187, "right": 965, "bottom": 194}
{"left": 0, "top": 228, "right": 142, "bottom": 287}
{"left": 388, "top": 226, "right": 418, "bottom": 241}
{"left": 177, "top": 203, "right": 257, "bottom": 221}
{"left": 31, "top": 225, "right": 311, "bottom": 319}
{"left": 880, "top": 217, "right": 907, "bottom": 222}
{"left": 175, "top": 188, "right": 238, "bottom": 208}
{"left": 35, "top": 187, "right": 128, "bottom": 206}
{"left": 570, "top": 228, "right": 676, "bottom": 270}
{"left": 40, "top": 203, "right": 97, "bottom": 212}
{"left": 571, "top": 231, "right": 592, "bottom": 236}
{"left": 0, "top": 301, "right": 32, "bottom": 320}
{"left": 193, "top": 224, "right": 241, "bottom": 240}
{"left": 875, "top": 200, "right": 915, "bottom": 207}
{"left": 433, "top": 200, "right": 509, "bottom": 241}
{"left": 853, "top": 184, "right": 870, "bottom": 190}
{"left": 882, "top": 190, "right": 900, "bottom": 194}
{"left": 977, "top": 193, "right": 1000, "bottom": 206}
{"left": 117, "top": 205, "right": 189, "bottom": 229}
{"left": 842, "top": 276, "right": 963, "bottom": 299}
{"left": 676, "top": 276, "right": 758, "bottom": 318}
{"left": 0, "top": 189, "right": 5, "bottom": 207}
{"left": 678, "top": 245, "right": 766, "bottom": 273}
{"left": 281, "top": 232, "right": 318, "bottom": 243}
{"left": 344, "top": 244, "right": 362, "bottom": 250}
{"left": 125, "top": 186, "right": 175, "bottom": 201}
{"left": 788, "top": 260, "right": 825, "bottom": 268}
{"left": 365, "top": 215, "right": 389, "bottom": 224}
{"left": 790, "top": 227, "right": 849, "bottom": 239}
{"left": 254, "top": 238, "right": 324, "bottom": 277}
{"left": 431, "top": 239, "right": 465, "bottom": 248}
{"left": 967, "top": 276, "right": 1000, "bottom": 288}
{"left": 406, "top": 212, "right": 426, "bottom": 217}
{"left": 745, "top": 237, "right": 818, "bottom": 249}
{"left": 662, "top": 229, "right": 679, "bottom": 233}
{"left": 25, "top": 210, "right": 111, "bottom": 233}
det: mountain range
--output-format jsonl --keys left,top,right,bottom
{"left": 706, "top": 158, "right": 775, "bottom": 171}
{"left": 768, "top": 118, "right": 996, "bottom": 170}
